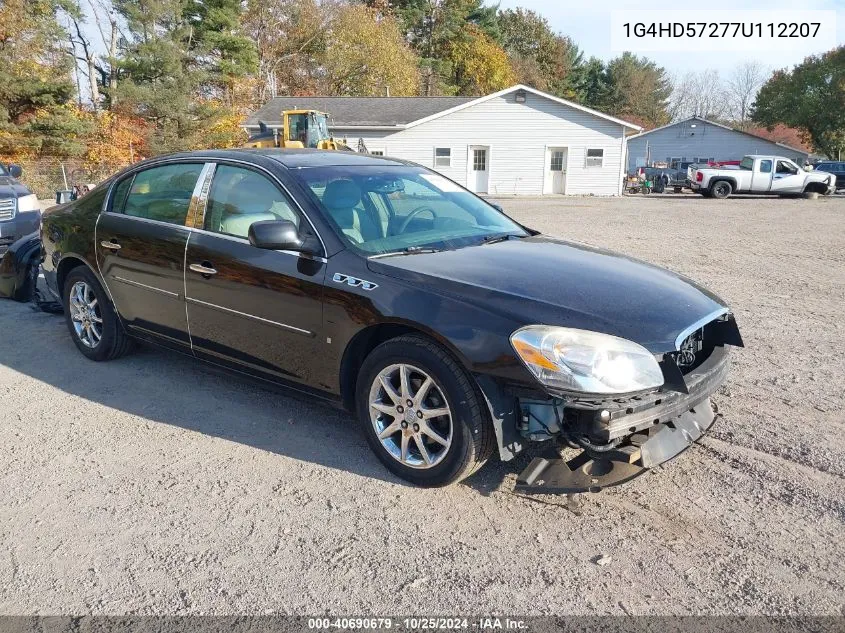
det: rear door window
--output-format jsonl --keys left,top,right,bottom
{"left": 759, "top": 160, "right": 772, "bottom": 173}
{"left": 120, "top": 163, "right": 204, "bottom": 225}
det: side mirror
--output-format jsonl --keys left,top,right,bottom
{"left": 248, "top": 220, "right": 307, "bottom": 252}
{"left": 490, "top": 202, "right": 504, "bottom": 213}
{"left": 8, "top": 164, "right": 22, "bottom": 179}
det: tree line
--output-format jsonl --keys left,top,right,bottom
{"left": 1, "top": 0, "right": 842, "bottom": 192}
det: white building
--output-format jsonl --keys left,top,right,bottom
{"left": 244, "top": 85, "right": 642, "bottom": 196}
{"left": 626, "top": 116, "right": 812, "bottom": 173}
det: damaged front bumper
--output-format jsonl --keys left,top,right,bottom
{"left": 513, "top": 341, "right": 732, "bottom": 494}
{"left": 515, "top": 397, "right": 718, "bottom": 493}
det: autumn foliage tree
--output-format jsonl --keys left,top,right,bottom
{"left": 321, "top": 5, "right": 420, "bottom": 96}
{"left": 449, "top": 25, "right": 515, "bottom": 95}
{"left": 752, "top": 46, "right": 845, "bottom": 159}
{"left": 498, "top": 8, "right": 582, "bottom": 99}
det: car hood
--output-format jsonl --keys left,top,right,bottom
{"left": 0, "top": 176, "right": 32, "bottom": 198}
{"left": 367, "top": 235, "right": 728, "bottom": 352}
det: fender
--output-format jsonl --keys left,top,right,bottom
{"left": 709, "top": 176, "right": 738, "bottom": 192}
{"left": 0, "top": 232, "right": 41, "bottom": 302}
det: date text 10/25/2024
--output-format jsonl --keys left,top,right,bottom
{"left": 307, "top": 617, "right": 528, "bottom": 630}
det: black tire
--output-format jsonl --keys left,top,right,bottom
{"left": 355, "top": 335, "right": 494, "bottom": 487}
{"left": 62, "top": 265, "right": 133, "bottom": 361}
{"left": 711, "top": 180, "right": 732, "bottom": 199}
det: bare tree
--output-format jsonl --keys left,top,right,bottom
{"left": 64, "top": 0, "right": 124, "bottom": 111}
{"left": 726, "top": 61, "right": 769, "bottom": 126}
{"left": 244, "top": 0, "right": 338, "bottom": 105}
{"left": 669, "top": 69, "right": 729, "bottom": 122}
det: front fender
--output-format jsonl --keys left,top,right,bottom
{"left": 0, "top": 232, "right": 41, "bottom": 300}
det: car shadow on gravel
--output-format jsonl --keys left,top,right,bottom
{"left": 2, "top": 305, "right": 524, "bottom": 495}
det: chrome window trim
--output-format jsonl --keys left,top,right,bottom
{"left": 100, "top": 211, "right": 194, "bottom": 231}
{"left": 197, "top": 157, "right": 328, "bottom": 257}
{"left": 674, "top": 307, "right": 730, "bottom": 350}
{"left": 186, "top": 225, "right": 328, "bottom": 263}
{"left": 98, "top": 156, "right": 329, "bottom": 260}
{"left": 188, "top": 163, "right": 217, "bottom": 227}
{"left": 184, "top": 296, "right": 314, "bottom": 337}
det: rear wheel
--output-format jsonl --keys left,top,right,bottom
{"left": 356, "top": 335, "right": 494, "bottom": 487}
{"left": 62, "top": 266, "right": 133, "bottom": 361}
{"left": 711, "top": 180, "right": 732, "bottom": 199}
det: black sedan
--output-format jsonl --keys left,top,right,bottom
{"left": 40, "top": 149, "right": 742, "bottom": 492}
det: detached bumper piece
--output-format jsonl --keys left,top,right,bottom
{"left": 515, "top": 397, "right": 717, "bottom": 494}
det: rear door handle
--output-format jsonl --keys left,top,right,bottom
{"left": 100, "top": 240, "right": 121, "bottom": 251}
{"left": 189, "top": 263, "right": 218, "bottom": 276}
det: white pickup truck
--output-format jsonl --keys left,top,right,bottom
{"left": 690, "top": 155, "right": 835, "bottom": 198}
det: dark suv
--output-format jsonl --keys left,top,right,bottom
{"left": 0, "top": 164, "right": 41, "bottom": 254}
{"left": 815, "top": 162, "right": 845, "bottom": 189}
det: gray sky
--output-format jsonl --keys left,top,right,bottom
{"left": 498, "top": 0, "right": 844, "bottom": 76}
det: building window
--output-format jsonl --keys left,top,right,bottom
{"left": 472, "top": 149, "right": 486, "bottom": 171}
{"left": 586, "top": 148, "right": 604, "bottom": 168}
{"left": 434, "top": 147, "right": 451, "bottom": 167}
{"left": 550, "top": 151, "right": 565, "bottom": 171}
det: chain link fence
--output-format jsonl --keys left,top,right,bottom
{"left": 15, "top": 158, "right": 132, "bottom": 201}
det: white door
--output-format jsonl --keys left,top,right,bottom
{"left": 750, "top": 157, "right": 773, "bottom": 190}
{"left": 769, "top": 159, "right": 806, "bottom": 193}
{"left": 544, "top": 147, "right": 567, "bottom": 194}
{"left": 469, "top": 146, "right": 489, "bottom": 194}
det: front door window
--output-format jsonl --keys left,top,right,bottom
{"left": 202, "top": 165, "right": 300, "bottom": 239}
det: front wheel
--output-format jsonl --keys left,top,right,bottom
{"left": 356, "top": 335, "right": 494, "bottom": 487}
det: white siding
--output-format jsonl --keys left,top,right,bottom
{"left": 627, "top": 121, "right": 810, "bottom": 172}
{"left": 335, "top": 92, "right": 626, "bottom": 196}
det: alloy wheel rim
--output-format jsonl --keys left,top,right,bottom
{"left": 68, "top": 281, "right": 103, "bottom": 348}
{"left": 368, "top": 363, "right": 453, "bottom": 469}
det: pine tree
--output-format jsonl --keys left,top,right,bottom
{"left": 0, "top": 0, "right": 82, "bottom": 158}
{"left": 111, "top": 0, "right": 256, "bottom": 153}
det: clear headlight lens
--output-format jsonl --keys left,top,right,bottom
{"left": 16, "top": 194, "right": 40, "bottom": 213}
{"left": 510, "top": 325, "right": 664, "bottom": 394}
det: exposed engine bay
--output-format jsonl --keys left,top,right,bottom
{"left": 512, "top": 313, "right": 744, "bottom": 493}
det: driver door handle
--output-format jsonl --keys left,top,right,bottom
{"left": 189, "top": 263, "right": 218, "bottom": 276}
{"left": 100, "top": 240, "right": 121, "bottom": 251}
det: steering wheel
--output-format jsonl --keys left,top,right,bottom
{"left": 398, "top": 206, "right": 438, "bottom": 233}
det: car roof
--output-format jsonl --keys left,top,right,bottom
{"left": 141, "top": 148, "right": 410, "bottom": 169}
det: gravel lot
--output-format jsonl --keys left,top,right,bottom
{"left": 1, "top": 193, "right": 844, "bottom": 616}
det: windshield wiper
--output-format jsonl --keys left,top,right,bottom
{"left": 368, "top": 246, "right": 442, "bottom": 259}
{"left": 479, "top": 233, "right": 523, "bottom": 246}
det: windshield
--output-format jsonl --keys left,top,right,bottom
{"left": 311, "top": 113, "right": 329, "bottom": 143}
{"left": 739, "top": 157, "right": 754, "bottom": 170}
{"left": 293, "top": 165, "right": 528, "bottom": 255}
{"left": 0, "top": 164, "right": 7, "bottom": 176}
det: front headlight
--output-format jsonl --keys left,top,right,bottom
{"left": 510, "top": 325, "right": 664, "bottom": 394}
{"left": 16, "top": 194, "right": 40, "bottom": 213}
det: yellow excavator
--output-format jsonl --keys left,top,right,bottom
{"left": 244, "top": 109, "right": 353, "bottom": 151}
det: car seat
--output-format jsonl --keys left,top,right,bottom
{"left": 321, "top": 179, "right": 381, "bottom": 244}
